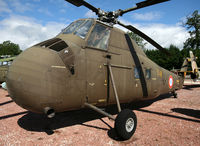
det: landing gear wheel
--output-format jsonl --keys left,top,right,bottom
{"left": 114, "top": 109, "right": 137, "bottom": 140}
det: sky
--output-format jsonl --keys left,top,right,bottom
{"left": 0, "top": 0, "right": 199, "bottom": 50}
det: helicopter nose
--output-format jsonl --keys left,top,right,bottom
{"left": 6, "top": 46, "right": 69, "bottom": 113}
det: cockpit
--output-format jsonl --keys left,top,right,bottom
{"left": 61, "top": 19, "right": 111, "bottom": 50}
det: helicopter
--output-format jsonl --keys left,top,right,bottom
{"left": 6, "top": 0, "right": 184, "bottom": 140}
{"left": 172, "top": 51, "right": 200, "bottom": 81}
{"left": 181, "top": 51, "right": 199, "bottom": 81}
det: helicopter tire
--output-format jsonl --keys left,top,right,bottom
{"left": 114, "top": 109, "right": 137, "bottom": 140}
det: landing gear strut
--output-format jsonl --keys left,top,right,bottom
{"left": 172, "top": 91, "right": 177, "bottom": 98}
{"left": 84, "top": 103, "right": 137, "bottom": 140}
{"left": 84, "top": 64, "right": 137, "bottom": 140}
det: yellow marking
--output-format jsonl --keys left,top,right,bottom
{"left": 98, "top": 99, "right": 106, "bottom": 103}
{"left": 99, "top": 65, "right": 102, "bottom": 69}
{"left": 159, "top": 71, "right": 162, "bottom": 78}
{"left": 184, "top": 72, "right": 186, "bottom": 77}
{"left": 51, "top": 65, "right": 66, "bottom": 69}
{"left": 91, "top": 103, "right": 97, "bottom": 106}
{"left": 104, "top": 80, "right": 107, "bottom": 86}
{"left": 152, "top": 78, "right": 157, "bottom": 80}
{"left": 136, "top": 83, "right": 138, "bottom": 87}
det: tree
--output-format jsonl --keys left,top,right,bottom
{"left": 128, "top": 31, "right": 147, "bottom": 50}
{"left": 0, "top": 41, "right": 22, "bottom": 56}
{"left": 145, "top": 45, "right": 182, "bottom": 70}
{"left": 183, "top": 10, "right": 200, "bottom": 50}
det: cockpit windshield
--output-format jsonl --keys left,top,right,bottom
{"left": 62, "top": 19, "right": 93, "bottom": 39}
{"left": 87, "top": 23, "right": 111, "bottom": 50}
{"left": 74, "top": 20, "right": 93, "bottom": 39}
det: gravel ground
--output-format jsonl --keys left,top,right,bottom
{"left": 0, "top": 80, "right": 200, "bottom": 146}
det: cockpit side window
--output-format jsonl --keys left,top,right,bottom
{"left": 62, "top": 20, "right": 84, "bottom": 34}
{"left": 87, "top": 23, "right": 110, "bottom": 50}
{"left": 74, "top": 20, "right": 93, "bottom": 39}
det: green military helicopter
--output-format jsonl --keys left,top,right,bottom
{"left": 6, "top": 0, "right": 184, "bottom": 140}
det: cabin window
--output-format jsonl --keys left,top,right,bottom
{"left": 74, "top": 20, "right": 93, "bottom": 39}
{"left": 134, "top": 67, "right": 140, "bottom": 79}
{"left": 87, "top": 23, "right": 110, "bottom": 50}
{"left": 37, "top": 38, "right": 68, "bottom": 52}
{"left": 38, "top": 38, "right": 61, "bottom": 48}
{"left": 145, "top": 69, "right": 151, "bottom": 79}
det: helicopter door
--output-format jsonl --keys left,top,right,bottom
{"left": 145, "top": 68, "right": 153, "bottom": 98}
{"left": 86, "top": 23, "right": 111, "bottom": 105}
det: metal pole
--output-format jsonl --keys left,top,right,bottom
{"left": 84, "top": 103, "right": 115, "bottom": 120}
{"left": 108, "top": 64, "right": 121, "bottom": 112}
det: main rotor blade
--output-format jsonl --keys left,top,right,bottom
{"left": 120, "top": 0, "right": 170, "bottom": 16}
{"left": 118, "top": 21, "right": 169, "bottom": 54}
{"left": 65, "top": 0, "right": 99, "bottom": 14}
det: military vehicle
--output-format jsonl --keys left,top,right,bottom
{"left": 6, "top": 0, "right": 184, "bottom": 140}
{"left": 0, "top": 56, "right": 15, "bottom": 83}
{"left": 173, "top": 51, "right": 200, "bottom": 81}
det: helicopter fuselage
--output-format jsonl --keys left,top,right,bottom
{"left": 6, "top": 19, "right": 184, "bottom": 114}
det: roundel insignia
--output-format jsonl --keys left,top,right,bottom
{"left": 168, "top": 75, "right": 173, "bottom": 89}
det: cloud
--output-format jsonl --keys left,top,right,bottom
{"left": 0, "top": 14, "right": 189, "bottom": 51}
{"left": 139, "top": 23, "right": 190, "bottom": 50}
{"left": 0, "top": 0, "right": 12, "bottom": 14}
{"left": 116, "top": 19, "right": 189, "bottom": 50}
{"left": 132, "top": 12, "right": 162, "bottom": 21}
{"left": 9, "top": 0, "right": 33, "bottom": 13}
{"left": 38, "top": 8, "right": 53, "bottom": 16}
{"left": 0, "top": 15, "right": 66, "bottom": 50}
{"left": 85, "top": 10, "right": 96, "bottom": 18}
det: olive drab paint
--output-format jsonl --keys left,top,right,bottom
{"left": 6, "top": 18, "right": 184, "bottom": 113}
